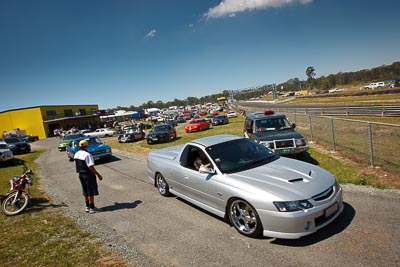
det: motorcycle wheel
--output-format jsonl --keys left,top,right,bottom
{"left": 1, "top": 191, "right": 30, "bottom": 216}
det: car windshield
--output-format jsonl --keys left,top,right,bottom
{"left": 127, "top": 128, "right": 139, "bottom": 133}
{"left": 3, "top": 138, "right": 21, "bottom": 143}
{"left": 190, "top": 120, "right": 203, "bottom": 124}
{"left": 215, "top": 116, "right": 225, "bottom": 119}
{"left": 88, "top": 137, "right": 103, "bottom": 144}
{"left": 153, "top": 125, "right": 168, "bottom": 132}
{"left": 255, "top": 118, "right": 291, "bottom": 131}
{"left": 0, "top": 144, "right": 9, "bottom": 149}
{"left": 205, "top": 138, "right": 278, "bottom": 173}
{"left": 63, "top": 134, "right": 82, "bottom": 140}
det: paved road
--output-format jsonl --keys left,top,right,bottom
{"left": 33, "top": 138, "right": 400, "bottom": 267}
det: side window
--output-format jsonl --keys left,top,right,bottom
{"left": 180, "top": 145, "right": 192, "bottom": 168}
{"left": 179, "top": 145, "right": 204, "bottom": 170}
{"left": 245, "top": 119, "right": 253, "bottom": 132}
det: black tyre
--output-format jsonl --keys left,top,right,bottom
{"left": 155, "top": 173, "right": 170, "bottom": 196}
{"left": 2, "top": 191, "right": 30, "bottom": 216}
{"left": 228, "top": 198, "right": 263, "bottom": 237}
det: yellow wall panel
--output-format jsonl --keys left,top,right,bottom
{"left": 0, "top": 112, "right": 14, "bottom": 136}
{"left": 1, "top": 105, "right": 99, "bottom": 139}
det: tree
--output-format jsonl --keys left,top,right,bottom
{"left": 306, "top": 66, "right": 316, "bottom": 89}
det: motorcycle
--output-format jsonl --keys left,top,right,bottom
{"left": 1, "top": 167, "right": 33, "bottom": 216}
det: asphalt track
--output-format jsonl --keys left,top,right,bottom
{"left": 33, "top": 138, "right": 400, "bottom": 267}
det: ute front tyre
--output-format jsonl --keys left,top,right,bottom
{"left": 2, "top": 191, "right": 30, "bottom": 216}
{"left": 228, "top": 198, "right": 263, "bottom": 237}
{"left": 155, "top": 173, "right": 170, "bottom": 196}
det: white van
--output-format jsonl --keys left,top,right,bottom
{"left": 364, "top": 82, "right": 385, "bottom": 89}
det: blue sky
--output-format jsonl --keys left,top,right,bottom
{"left": 1, "top": 0, "right": 399, "bottom": 111}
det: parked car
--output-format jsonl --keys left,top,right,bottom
{"left": 19, "top": 135, "right": 39, "bottom": 142}
{"left": 184, "top": 118, "right": 210, "bottom": 133}
{"left": 79, "top": 129, "right": 94, "bottom": 135}
{"left": 0, "top": 137, "right": 31, "bottom": 154}
{"left": 363, "top": 82, "right": 385, "bottom": 89}
{"left": 244, "top": 110, "right": 308, "bottom": 156}
{"left": 176, "top": 116, "right": 186, "bottom": 123}
{"left": 0, "top": 141, "right": 14, "bottom": 162}
{"left": 165, "top": 119, "right": 178, "bottom": 127}
{"left": 66, "top": 136, "right": 112, "bottom": 162}
{"left": 147, "top": 124, "right": 177, "bottom": 144}
{"left": 58, "top": 133, "right": 83, "bottom": 151}
{"left": 226, "top": 111, "right": 237, "bottom": 118}
{"left": 84, "top": 128, "right": 115, "bottom": 138}
{"left": 141, "top": 123, "right": 153, "bottom": 130}
{"left": 118, "top": 127, "right": 145, "bottom": 143}
{"left": 147, "top": 134, "right": 343, "bottom": 239}
{"left": 212, "top": 115, "right": 229, "bottom": 126}
{"left": 204, "top": 115, "right": 214, "bottom": 123}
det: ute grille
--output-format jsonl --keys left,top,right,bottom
{"left": 274, "top": 139, "right": 294, "bottom": 148}
{"left": 312, "top": 186, "right": 334, "bottom": 201}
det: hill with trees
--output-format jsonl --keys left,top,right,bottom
{"left": 110, "top": 61, "right": 400, "bottom": 112}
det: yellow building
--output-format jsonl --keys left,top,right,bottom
{"left": 0, "top": 105, "right": 100, "bottom": 139}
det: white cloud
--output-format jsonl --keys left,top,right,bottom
{"left": 204, "top": 0, "right": 313, "bottom": 19}
{"left": 146, "top": 29, "right": 156, "bottom": 38}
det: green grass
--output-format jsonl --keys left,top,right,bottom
{"left": 297, "top": 148, "right": 381, "bottom": 188}
{"left": 0, "top": 152, "right": 127, "bottom": 266}
{"left": 0, "top": 111, "right": 394, "bottom": 266}
{"left": 285, "top": 91, "right": 400, "bottom": 105}
{"left": 109, "top": 114, "right": 394, "bottom": 188}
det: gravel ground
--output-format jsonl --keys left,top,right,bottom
{"left": 32, "top": 138, "right": 400, "bottom": 267}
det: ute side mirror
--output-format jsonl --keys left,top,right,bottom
{"left": 199, "top": 167, "right": 215, "bottom": 175}
{"left": 292, "top": 123, "right": 296, "bottom": 129}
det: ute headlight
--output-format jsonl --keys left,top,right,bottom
{"left": 295, "top": 139, "right": 306, "bottom": 146}
{"left": 261, "top": 142, "right": 273, "bottom": 149}
{"left": 334, "top": 179, "right": 340, "bottom": 191}
{"left": 273, "top": 200, "right": 313, "bottom": 212}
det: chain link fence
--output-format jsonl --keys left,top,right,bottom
{"left": 240, "top": 106, "right": 400, "bottom": 176}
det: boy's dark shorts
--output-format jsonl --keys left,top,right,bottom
{"left": 79, "top": 173, "right": 99, "bottom": 196}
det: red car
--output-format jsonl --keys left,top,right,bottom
{"left": 184, "top": 118, "right": 210, "bottom": 133}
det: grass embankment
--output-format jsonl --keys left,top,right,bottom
{"left": 0, "top": 152, "right": 127, "bottom": 266}
{"left": 108, "top": 115, "right": 394, "bottom": 189}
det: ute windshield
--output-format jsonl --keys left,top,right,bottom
{"left": 205, "top": 138, "right": 278, "bottom": 173}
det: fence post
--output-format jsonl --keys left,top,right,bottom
{"left": 330, "top": 118, "right": 336, "bottom": 151}
{"left": 368, "top": 122, "right": 375, "bottom": 167}
{"left": 308, "top": 115, "right": 313, "bottom": 141}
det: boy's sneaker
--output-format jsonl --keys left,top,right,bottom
{"left": 89, "top": 207, "right": 102, "bottom": 214}
{"left": 85, "top": 207, "right": 90, "bottom": 213}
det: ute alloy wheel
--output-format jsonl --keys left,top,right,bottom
{"left": 156, "top": 173, "right": 170, "bottom": 196}
{"left": 228, "top": 199, "right": 263, "bottom": 237}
